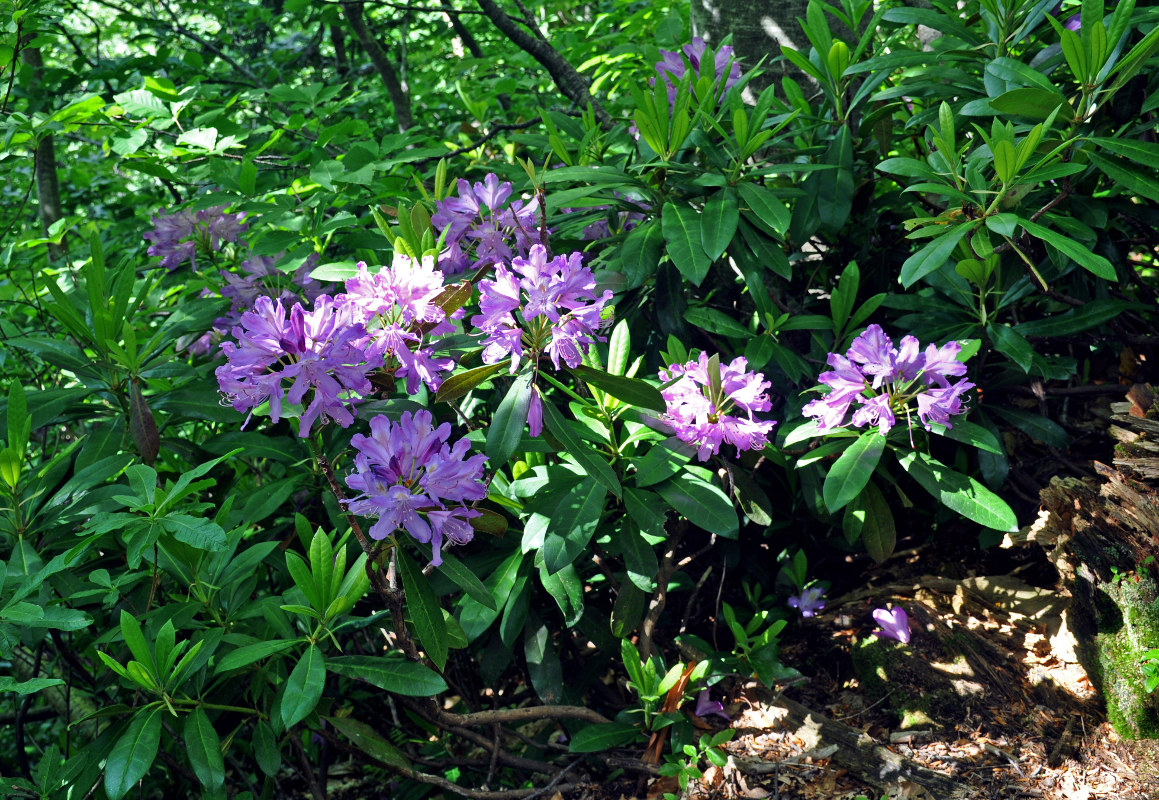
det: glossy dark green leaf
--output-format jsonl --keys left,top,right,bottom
{"left": 215, "top": 639, "right": 299, "bottom": 674}
{"left": 568, "top": 365, "right": 665, "bottom": 411}
{"left": 987, "top": 406, "right": 1069, "bottom": 448}
{"left": 184, "top": 707, "right": 225, "bottom": 792}
{"left": 900, "top": 224, "right": 971, "bottom": 287}
{"left": 435, "top": 362, "right": 506, "bottom": 403}
{"left": 989, "top": 87, "right": 1065, "bottom": 119}
{"left": 684, "top": 306, "right": 751, "bottom": 338}
{"left": 326, "top": 716, "right": 412, "bottom": 770}
{"left": 620, "top": 219, "right": 665, "bottom": 289}
{"left": 543, "top": 478, "right": 606, "bottom": 574}
{"left": 843, "top": 482, "right": 896, "bottom": 563}
{"left": 398, "top": 549, "right": 449, "bottom": 670}
{"left": 701, "top": 188, "right": 739, "bottom": 261}
{"left": 662, "top": 203, "right": 711, "bottom": 285}
{"left": 823, "top": 431, "right": 885, "bottom": 513}
{"left": 896, "top": 450, "right": 1018, "bottom": 532}
{"left": 987, "top": 323, "right": 1034, "bottom": 372}
{"left": 280, "top": 645, "right": 326, "bottom": 728}
{"left": 537, "top": 559, "right": 584, "bottom": 627}
{"left": 438, "top": 553, "right": 497, "bottom": 610}
{"left": 253, "top": 721, "right": 281, "bottom": 777}
{"left": 486, "top": 372, "right": 534, "bottom": 466}
{"left": 1020, "top": 218, "right": 1116, "bottom": 281}
{"left": 632, "top": 437, "right": 694, "bottom": 488}
{"left": 655, "top": 471, "right": 738, "bottom": 538}
{"left": 619, "top": 523, "right": 659, "bottom": 592}
{"left": 623, "top": 487, "right": 669, "bottom": 540}
{"left": 541, "top": 400, "right": 620, "bottom": 499}
{"left": 568, "top": 722, "right": 641, "bottom": 753}
{"left": 105, "top": 707, "right": 161, "bottom": 800}
{"left": 327, "top": 655, "right": 448, "bottom": 696}
{"left": 929, "top": 420, "right": 1003, "bottom": 454}
{"left": 736, "top": 182, "right": 791, "bottom": 235}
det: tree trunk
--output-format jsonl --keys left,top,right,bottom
{"left": 343, "top": 2, "right": 414, "bottom": 132}
{"left": 1004, "top": 383, "right": 1159, "bottom": 739}
{"left": 22, "top": 47, "right": 66, "bottom": 262}
{"left": 689, "top": 0, "right": 814, "bottom": 96}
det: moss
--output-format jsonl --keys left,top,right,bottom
{"left": 1096, "top": 578, "right": 1159, "bottom": 739}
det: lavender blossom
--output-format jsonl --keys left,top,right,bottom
{"left": 803, "top": 324, "right": 974, "bottom": 436}
{"left": 871, "top": 607, "right": 911, "bottom": 644}
{"left": 144, "top": 205, "right": 248, "bottom": 270}
{"left": 432, "top": 174, "right": 545, "bottom": 275}
{"left": 655, "top": 37, "right": 744, "bottom": 106}
{"left": 788, "top": 586, "right": 826, "bottom": 618}
{"left": 215, "top": 295, "right": 375, "bottom": 436}
{"left": 470, "top": 245, "right": 613, "bottom": 375}
{"left": 694, "top": 689, "right": 730, "bottom": 721}
{"left": 336, "top": 254, "right": 456, "bottom": 395}
{"left": 659, "top": 353, "right": 776, "bottom": 461}
{"left": 345, "top": 410, "right": 488, "bottom": 565}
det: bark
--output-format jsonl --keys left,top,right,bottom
{"left": 441, "top": 0, "right": 511, "bottom": 111}
{"left": 473, "top": 0, "right": 609, "bottom": 124}
{"left": 1004, "top": 383, "right": 1159, "bottom": 739}
{"left": 343, "top": 1, "right": 414, "bottom": 132}
{"left": 22, "top": 47, "right": 66, "bottom": 262}
{"left": 690, "top": 0, "right": 815, "bottom": 96}
{"left": 330, "top": 23, "right": 349, "bottom": 77}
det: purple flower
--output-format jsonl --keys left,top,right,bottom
{"left": 788, "top": 585, "right": 826, "bottom": 618}
{"left": 215, "top": 295, "right": 375, "bottom": 436}
{"left": 655, "top": 37, "right": 744, "bottom": 106}
{"left": 345, "top": 411, "right": 488, "bottom": 565}
{"left": 804, "top": 325, "right": 974, "bottom": 436}
{"left": 470, "top": 245, "right": 613, "bottom": 374}
{"left": 871, "top": 607, "right": 911, "bottom": 644}
{"left": 432, "top": 174, "right": 546, "bottom": 275}
{"left": 659, "top": 353, "right": 776, "bottom": 461}
{"left": 335, "top": 255, "right": 456, "bottom": 395}
{"left": 694, "top": 689, "right": 730, "bottom": 721}
{"left": 144, "top": 205, "right": 247, "bottom": 270}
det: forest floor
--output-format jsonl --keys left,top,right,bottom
{"left": 575, "top": 535, "right": 1159, "bottom": 800}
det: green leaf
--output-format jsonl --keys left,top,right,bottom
{"left": 280, "top": 645, "right": 326, "bottom": 728}
{"left": 619, "top": 523, "right": 659, "bottom": 592}
{"left": 438, "top": 553, "right": 497, "bottom": 610}
{"left": 568, "top": 365, "right": 665, "bottom": 411}
{"left": 1019, "top": 218, "right": 1116, "bottom": 281}
{"left": 988, "top": 323, "right": 1034, "bottom": 372}
{"left": 655, "top": 471, "right": 739, "bottom": 538}
{"left": 435, "top": 363, "right": 506, "bottom": 403}
{"left": 105, "top": 707, "right": 162, "bottom": 800}
{"left": 986, "top": 407, "right": 1069, "bottom": 447}
{"left": 684, "top": 306, "right": 751, "bottom": 338}
{"left": 900, "top": 224, "right": 972, "bottom": 287}
{"left": 1013, "top": 299, "right": 1132, "bottom": 338}
{"left": 397, "top": 549, "right": 449, "bottom": 670}
{"left": 930, "top": 420, "right": 1003, "bottom": 455}
{"left": 736, "top": 182, "right": 791, "bottom": 235}
{"left": 620, "top": 219, "right": 665, "bottom": 289}
{"left": 568, "top": 722, "right": 642, "bottom": 753}
{"left": 822, "top": 432, "right": 885, "bottom": 513}
{"left": 896, "top": 450, "right": 1018, "bottom": 531}
{"left": 537, "top": 558, "right": 584, "bottom": 627}
{"left": 843, "top": 482, "right": 896, "bottom": 562}
{"left": 253, "top": 722, "right": 281, "bottom": 776}
{"left": 184, "top": 707, "right": 225, "bottom": 792}
{"left": 327, "top": 655, "right": 447, "bottom": 696}
{"left": 160, "top": 514, "right": 227, "bottom": 552}
{"left": 700, "top": 188, "right": 739, "bottom": 261}
{"left": 989, "top": 88, "right": 1064, "bottom": 119}
{"left": 7, "top": 381, "right": 28, "bottom": 452}
{"left": 1088, "top": 136, "right": 1159, "bottom": 168}
{"left": 541, "top": 401, "right": 620, "bottom": 499}
{"left": 0, "top": 677, "right": 64, "bottom": 695}
{"left": 487, "top": 373, "right": 534, "bottom": 465}
{"left": 119, "top": 610, "right": 154, "bottom": 673}
{"left": 1087, "top": 151, "right": 1159, "bottom": 205}
{"left": 662, "top": 203, "right": 712, "bottom": 285}
{"left": 623, "top": 487, "right": 669, "bottom": 540}
{"left": 543, "top": 478, "right": 606, "bottom": 574}
{"left": 630, "top": 435, "right": 690, "bottom": 486}
{"left": 215, "top": 639, "right": 299, "bottom": 674}
{"left": 606, "top": 320, "right": 631, "bottom": 377}
{"left": 325, "top": 716, "right": 412, "bottom": 770}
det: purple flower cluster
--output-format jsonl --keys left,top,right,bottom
{"left": 220, "top": 254, "right": 324, "bottom": 314}
{"left": 570, "top": 193, "right": 651, "bottom": 241}
{"left": 432, "top": 173, "right": 545, "bottom": 275}
{"left": 215, "top": 295, "right": 375, "bottom": 436}
{"left": 471, "top": 245, "right": 612, "bottom": 432}
{"left": 215, "top": 254, "right": 462, "bottom": 435}
{"left": 788, "top": 586, "right": 826, "bottom": 618}
{"left": 656, "top": 37, "right": 743, "bottom": 106}
{"left": 659, "top": 353, "right": 776, "bottom": 461}
{"left": 345, "top": 410, "right": 487, "bottom": 565}
{"left": 336, "top": 255, "right": 455, "bottom": 395}
{"left": 803, "top": 325, "right": 973, "bottom": 435}
{"left": 144, "top": 205, "right": 248, "bottom": 270}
